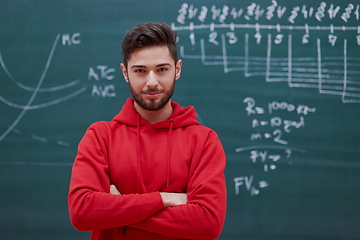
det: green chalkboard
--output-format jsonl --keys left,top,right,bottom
{"left": 1, "top": 0, "right": 359, "bottom": 239}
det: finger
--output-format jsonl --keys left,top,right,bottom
{"left": 110, "top": 184, "right": 121, "bottom": 195}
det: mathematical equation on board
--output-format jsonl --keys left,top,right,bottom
{"left": 176, "top": 1, "right": 360, "bottom": 25}
{"left": 0, "top": 33, "right": 120, "bottom": 144}
{"left": 172, "top": 1, "right": 360, "bottom": 104}
{"left": 233, "top": 97, "right": 316, "bottom": 196}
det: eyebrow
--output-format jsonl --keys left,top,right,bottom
{"left": 130, "top": 63, "right": 172, "bottom": 69}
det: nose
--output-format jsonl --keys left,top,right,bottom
{"left": 146, "top": 71, "right": 159, "bottom": 88}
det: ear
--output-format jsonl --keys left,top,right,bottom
{"left": 120, "top": 63, "right": 129, "bottom": 82}
{"left": 175, "top": 60, "right": 182, "bottom": 80}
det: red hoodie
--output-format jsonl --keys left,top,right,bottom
{"left": 68, "top": 98, "right": 227, "bottom": 240}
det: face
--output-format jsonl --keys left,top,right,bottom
{"left": 120, "top": 46, "right": 182, "bottom": 111}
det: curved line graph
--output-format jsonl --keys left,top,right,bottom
{"left": 0, "top": 34, "right": 87, "bottom": 142}
{"left": 0, "top": 53, "right": 81, "bottom": 92}
{"left": 0, "top": 87, "right": 86, "bottom": 110}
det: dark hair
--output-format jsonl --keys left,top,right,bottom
{"left": 121, "top": 22, "right": 178, "bottom": 68}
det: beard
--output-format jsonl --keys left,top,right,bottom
{"left": 129, "top": 78, "right": 176, "bottom": 111}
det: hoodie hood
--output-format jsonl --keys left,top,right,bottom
{"left": 112, "top": 98, "right": 200, "bottom": 128}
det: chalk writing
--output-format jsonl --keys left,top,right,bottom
{"left": 88, "top": 65, "right": 116, "bottom": 97}
{"left": 91, "top": 85, "right": 116, "bottom": 97}
{"left": 0, "top": 34, "right": 86, "bottom": 143}
{"left": 172, "top": 1, "right": 359, "bottom": 196}
{"left": 245, "top": 97, "right": 315, "bottom": 144}
{"left": 172, "top": 1, "right": 360, "bottom": 103}
{"left": 234, "top": 175, "right": 264, "bottom": 196}
{"left": 88, "top": 65, "right": 115, "bottom": 81}
{"left": 62, "top": 33, "right": 81, "bottom": 46}
{"left": 175, "top": 2, "right": 360, "bottom": 24}
{"left": 233, "top": 97, "right": 314, "bottom": 196}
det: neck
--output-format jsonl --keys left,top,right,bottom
{"left": 134, "top": 101, "right": 173, "bottom": 124}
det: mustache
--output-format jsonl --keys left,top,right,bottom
{"left": 142, "top": 88, "right": 164, "bottom": 93}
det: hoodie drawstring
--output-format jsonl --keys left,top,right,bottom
{"left": 136, "top": 114, "right": 141, "bottom": 193}
{"left": 135, "top": 116, "right": 174, "bottom": 189}
{"left": 166, "top": 120, "right": 174, "bottom": 188}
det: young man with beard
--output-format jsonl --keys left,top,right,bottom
{"left": 68, "top": 22, "right": 227, "bottom": 240}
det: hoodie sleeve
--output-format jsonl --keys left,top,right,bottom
{"left": 68, "top": 123, "right": 165, "bottom": 232}
{"left": 129, "top": 130, "right": 227, "bottom": 239}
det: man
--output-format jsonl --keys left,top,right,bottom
{"left": 68, "top": 22, "right": 227, "bottom": 240}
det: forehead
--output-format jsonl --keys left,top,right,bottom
{"left": 128, "top": 46, "right": 173, "bottom": 67}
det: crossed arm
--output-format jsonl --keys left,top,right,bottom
{"left": 110, "top": 184, "right": 187, "bottom": 207}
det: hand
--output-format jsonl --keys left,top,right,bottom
{"left": 160, "top": 192, "right": 187, "bottom": 207}
{"left": 110, "top": 185, "right": 187, "bottom": 207}
{"left": 110, "top": 184, "right": 121, "bottom": 195}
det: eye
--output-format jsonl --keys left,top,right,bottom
{"left": 134, "top": 69, "right": 145, "bottom": 73}
{"left": 158, "top": 67, "right": 168, "bottom": 72}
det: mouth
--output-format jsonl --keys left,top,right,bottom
{"left": 143, "top": 88, "right": 163, "bottom": 98}
{"left": 144, "top": 91, "right": 162, "bottom": 99}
